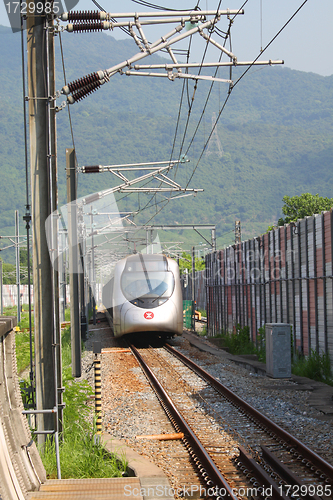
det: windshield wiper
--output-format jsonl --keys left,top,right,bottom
{"left": 152, "top": 289, "right": 168, "bottom": 303}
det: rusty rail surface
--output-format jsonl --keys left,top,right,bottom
{"left": 164, "top": 343, "right": 333, "bottom": 481}
{"left": 129, "top": 342, "right": 239, "bottom": 499}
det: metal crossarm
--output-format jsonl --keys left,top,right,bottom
{"left": 57, "top": 9, "right": 251, "bottom": 104}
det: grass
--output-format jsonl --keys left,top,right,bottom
{"left": 2, "top": 304, "right": 128, "bottom": 478}
{"left": 214, "top": 324, "right": 266, "bottom": 362}
{"left": 292, "top": 350, "right": 333, "bottom": 386}
{"left": 40, "top": 323, "right": 128, "bottom": 478}
{"left": 197, "top": 309, "right": 207, "bottom": 318}
{"left": 42, "top": 423, "right": 127, "bottom": 479}
{"left": 2, "top": 305, "right": 34, "bottom": 375}
{"left": 198, "top": 326, "right": 207, "bottom": 337}
{"left": 214, "top": 324, "right": 333, "bottom": 386}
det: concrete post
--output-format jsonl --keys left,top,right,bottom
{"left": 27, "top": 10, "right": 57, "bottom": 444}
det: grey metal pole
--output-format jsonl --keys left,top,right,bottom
{"left": 66, "top": 148, "right": 81, "bottom": 378}
{"left": 27, "top": 8, "right": 57, "bottom": 445}
{"left": 79, "top": 234, "right": 87, "bottom": 339}
{"left": 59, "top": 233, "right": 65, "bottom": 324}
{"left": 211, "top": 228, "right": 216, "bottom": 252}
{"left": 192, "top": 246, "right": 195, "bottom": 333}
{"left": 91, "top": 208, "right": 96, "bottom": 326}
{"left": 150, "top": 229, "right": 154, "bottom": 254}
{"left": 15, "top": 210, "right": 21, "bottom": 323}
{"left": 0, "top": 259, "right": 3, "bottom": 315}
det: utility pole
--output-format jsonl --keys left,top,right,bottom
{"left": 192, "top": 246, "right": 196, "bottom": 333}
{"left": 15, "top": 210, "right": 21, "bottom": 323}
{"left": 235, "top": 220, "right": 241, "bottom": 244}
{"left": 0, "top": 259, "right": 3, "bottom": 315}
{"left": 206, "top": 112, "right": 223, "bottom": 158}
{"left": 78, "top": 222, "right": 87, "bottom": 339}
{"left": 27, "top": 6, "right": 61, "bottom": 444}
{"left": 66, "top": 148, "right": 81, "bottom": 377}
{"left": 91, "top": 207, "right": 96, "bottom": 326}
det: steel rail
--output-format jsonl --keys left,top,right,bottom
{"left": 129, "top": 343, "right": 238, "bottom": 499}
{"left": 164, "top": 343, "right": 333, "bottom": 481}
{"left": 260, "top": 446, "right": 322, "bottom": 500}
{"left": 237, "top": 446, "right": 288, "bottom": 500}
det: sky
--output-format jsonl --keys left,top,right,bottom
{"left": 1, "top": 0, "right": 332, "bottom": 76}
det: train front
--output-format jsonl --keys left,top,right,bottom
{"left": 113, "top": 253, "right": 183, "bottom": 337}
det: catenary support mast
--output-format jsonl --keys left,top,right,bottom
{"left": 26, "top": 7, "right": 61, "bottom": 445}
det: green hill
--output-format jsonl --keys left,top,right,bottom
{"left": 0, "top": 25, "right": 332, "bottom": 256}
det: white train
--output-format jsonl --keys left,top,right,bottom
{"left": 102, "top": 253, "right": 183, "bottom": 338}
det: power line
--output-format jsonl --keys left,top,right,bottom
{"left": 59, "top": 32, "right": 78, "bottom": 166}
{"left": 232, "top": 0, "right": 309, "bottom": 90}
{"left": 183, "top": 0, "right": 308, "bottom": 190}
{"left": 130, "top": 0, "right": 200, "bottom": 11}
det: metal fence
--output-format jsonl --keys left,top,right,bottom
{"left": 181, "top": 270, "right": 207, "bottom": 311}
{"left": 0, "top": 284, "right": 104, "bottom": 310}
{"left": 205, "top": 210, "right": 333, "bottom": 363}
{"left": 0, "top": 284, "right": 33, "bottom": 308}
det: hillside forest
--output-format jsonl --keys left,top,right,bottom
{"left": 0, "top": 24, "right": 332, "bottom": 263}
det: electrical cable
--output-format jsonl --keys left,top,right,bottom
{"left": 232, "top": 0, "right": 308, "bottom": 90}
{"left": 130, "top": 0, "right": 200, "bottom": 12}
{"left": 182, "top": 0, "right": 246, "bottom": 162}
{"left": 59, "top": 31, "right": 79, "bottom": 166}
{"left": 170, "top": 0, "right": 225, "bottom": 182}
{"left": 90, "top": 0, "right": 186, "bottom": 56}
{"left": 121, "top": 18, "right": 196, "bottom": 225}
{"left": 122, "top": 0, "right": 230, "bottom": 226}
{"left": 184, "top": 0, "right": 309, "bottom": 190}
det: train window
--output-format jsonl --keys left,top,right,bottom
{"left": 121, "top": 270, "right": 175, "bottom": 309}
{"left": 124, "top": 254, "right": 168, "bottom": 273}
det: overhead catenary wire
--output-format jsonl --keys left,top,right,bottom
{"left": 58, "top": 1, "right": 307, "bottom": 238}
{"left": 183, "top": 0, "right": 308, "bottom": 190}
{"left": 170, "top": 0, "right": 248, "bottom": 186}
{"left": 59, "top": 31, "right": 78, "bottom": 166}
{"left": 130, "top": 0, "right": 201, "bottom": 12}
{"left": 170, "top": 0, "right": 247, "bottom": 184}
{"left": 90, "top": 0, "right": 190, "bottom": 56}
{"left": 78, "top": 1, "right": 241, "bottom": 229}
{"left": 172, "top": 0, "right": 232, "bottom": 181}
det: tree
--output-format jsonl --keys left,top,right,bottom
{"left": 1, "top": 261, "right": 16, "bottom": 284}
{"left": 277, "top": 193, "right": 333, "bottom": 225}
{"left": 178, "top": 252, "right": 205, "bottom": 275}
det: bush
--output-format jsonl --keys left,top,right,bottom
{"left": 292, "top": 350, "right": 333, "bottom": 386}
{"left": 214, "top": 324, "right": 266, "bottom": 361}
{"left": 42, "top": 424, "right": 127, "bottom": 479}
{"left": 21, "top": 322, "right": 129, "bottom": 479}
{"left": 42, "top": 373, "right": 127, "bottom": 479}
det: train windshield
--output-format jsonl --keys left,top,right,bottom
{"left": 121, "top": 271, "right": 174, "bottom": 301}
{"left": 120, "top": 254, "right": 175, "bottom": 307}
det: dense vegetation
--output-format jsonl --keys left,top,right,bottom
{"left": 277, "top": 193, "right": 333, "bottom": 225}
{"left": 10, "top": 305, "right": 128, "bottom": 478}
{"left": 0, "top": 25, "right": 333, "bottom": 260}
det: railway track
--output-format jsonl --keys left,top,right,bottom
{"left": 124, "top": 339, "right": 333, "bottom": 500}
